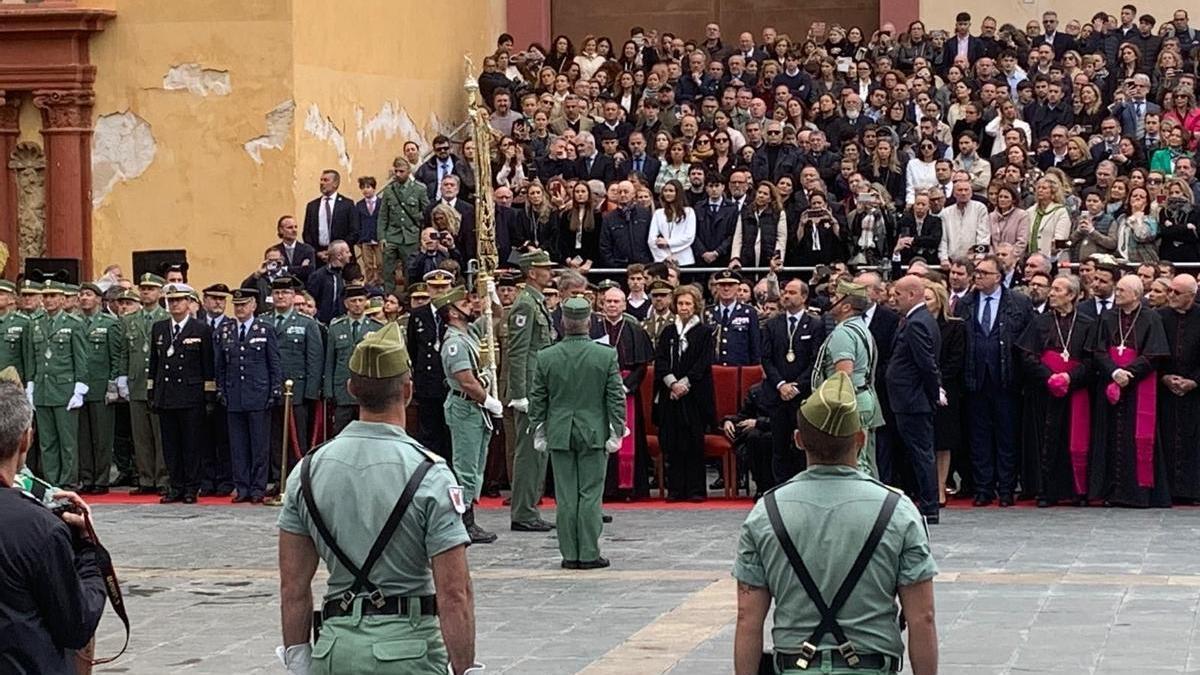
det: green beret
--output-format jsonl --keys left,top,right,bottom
{"left": 0, "top": 280, "right": 15, "bottom": 294}
{"left": 518, "top": 250, "right": 553, "bottom": 270}
{"left": 800, "top": 372, "right": 862, "bottom": 438}
{"left": 562, "top": 297, "right": 592, "bottom": 321}
{"left": 138, "top": 273, "right": 166, "bottom": 288}
{"left": 432, "top": 286, "right": 468, "bottom": 310}
{"left": 834, "top": 280, "right": 869, "bottom": 301}
{"left": 349, "top": 321, "right": 410, "bottom": 378}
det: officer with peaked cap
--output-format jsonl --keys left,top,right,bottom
{"left": 17, "top": 279, "right": 45, "bottom": 321}
{"left": 76, "top": 281, "right": 125, "bottom": 494}
{"left": 405, "top": 270, "right": 454, "bottom": 463}
{"left": 268, "top": 275, "right": 323, "bottom": 491}
{"left": 0, "top": 279, "right": 33, "bottom": 383}
{"left": 324, "top": 284, "right": 384, "bottom": 434}
{"left": 277, "top": 321, "right": 481, "bottom": 675}
{"left": 215, "top": 288, "right": 282, "bottom": 503}
{"left": 119, "top": 272, "right": 171, "bottom": 494}
{"left": 27, "top": 281, "right": 89, "bottom": 487}
{"left": 707, "top": 269, "right": 761, "bottom": 366}
{"left": 732, "top": 372, "right": 939, "bottom": 675}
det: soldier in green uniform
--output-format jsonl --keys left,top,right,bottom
{"left": 117, "top": 273, "right": 170, "bottom": 495}
{"left": 76, "top": 282, "right": 124, "bottom": 494}
{"left": 641, "top": 279, "right": 676, "bottom": 349}
{"left": 377, "top": 157, "right": 430, "bottom": 294}
{"left": 436, "top": 286, "right": 503, "bottom": 544}
{"left": 62, "top": 284, "right": 81, "bottom": 317}
{"left": 732, "top": 372, "right": 939, "bottom": 675}
{"left": 27, "top": 281, "right": 89, "bottom": 488}
{"left": 18, "top": 279, "right": 45, "bottom": 321}
{"left": 811, "top": 280, "right": 884, "bottom": 479}
{"left": 323, "top": 284, "right": 384, "bottom": 435}
{"left": 529, "top": 297, "right": 627, "bottom": 569}
{"left": 505, "top": 250, "right": 557, "bottom": 532}
{"left": 276, "top": 322, "right": 480, "bottom": 675}
{"left": 269, "top": 276, "right": 324, "bottom": 489}
{"left": 0, "top": 280, "right": 33, "bottom": 382}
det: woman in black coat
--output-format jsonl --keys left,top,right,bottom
{"left": 924, "top": 279, "right": 966, "bottom": 505}
{"left": 652, "top": 285, "right": 715, "bottom": 502}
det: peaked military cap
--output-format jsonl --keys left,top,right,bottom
{"left": 270, "top": 276, "right": 302, "bottom": 291}
{"left": 138, "top": 273, "right": 166, "bottom": 288}
{"left": 518, "top": 250, "right": 553, "bottom": 270}
{"left": 714, "top": 269, "right": 743, "bottom": 284}
{"left": 0, "top": 280, "right": 16, "bottom": 294}
{"left": 231, "top": 288, "right": 259, "bottom": 304}
{"left": 42, "top": 281, "right": 69, "bottom": 295}
{"left": 562, "top": 297, "right": 591, "bottom": 321}
{"left": 597, "top": 279, "right": 621, "bottom": 291}
{"left": 79, "top": 282, "right": 104, "bottom": 296}
{"left": 649, "top": 279, "right": 674, "bottom": 295}
{"left": 349, "top": 321, "right": 410, "bottom": 378}
{"left": 163, "top": 283, "right": 195, "bottom": 299}
{"left": 407, "top": 282, "right": 430, "bottom": 299}
{"left": 496, "top": 274, "right": 519, "bottom": 288}
{"left": 116, "top": 289, "right": 140, "bottom": 302}
{"left": 432, "top": 286, "right": 468, "bottom": 310}
{"left": 203, "top": 283, "right": 232, "bottom": 298}
{"left": 18, "top": 279, "right": 42, "bottom": 294}
{"left": 800, "top": 372, "right": 862, "bottom": 437}
{"left": 423, "top": 269, "right": 455, "bottom": 286}
{"left": 344, "top": 284, "right": 369, "bottom": 299}
{"left": 543, "top": 284, "right": 559, "bottom": 296}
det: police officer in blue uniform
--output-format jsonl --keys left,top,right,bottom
{"left": 215, "top": 288, "right": 282, "bottom": 503}
{"left": 706, "top": 270, "right": 761, "bottom": 366}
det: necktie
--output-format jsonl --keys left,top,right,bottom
{"left": 1101, "top": 299, "right": 1110, "bottom": 312}
{"left": 634, "top": 157, "right": 643, "bottom": 173}
{"left": 950, "top": 294, "right": 958, "bottom": 313}
{"left": 210, "top": 318, "right": 218, "bottom": 331}
{"left": 321, "top": 196, "right": 332, "bottom": 246}
{"left": 239, "top": 324, "right": 247, "bottom": 342}
{"left": 710, "top": 203, "right": 718, "bottom": 215}
{"left": 723, "top": 307, "right": 731, "bottom": 324}
{"left": 439, "top": 161, "right": 450, "bottom": 184}
{"left": 981, "top": 296, "right": 993, "bottom": 332}
{"left": 275, "top": 314, "right": 284, "bottom": 328}
{"left": 587, "top": 156, "right": 594, "bottom": 173}
{"left": 352, "top": 320, "right": 360, "bottom": 342}
{"left": 172, "top": 323, "right": 180, "bottom": 339}
{"left": 789, "top": 316, "right": 798, "bottom": 337}
{"left": 323, "top": 196, "right": 332, "bottom": 223}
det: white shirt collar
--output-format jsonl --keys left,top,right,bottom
{"left": 863, "top": 303, "right": 877, "bottom": 325}
{"left": 906, "top": 303, "right": 922, "bottom": 318}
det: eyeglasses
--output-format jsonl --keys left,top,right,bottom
{"left": 714, "top": 137, "right": 730, "bottom": 143}
{"left": 767, "top": 130, "right": 783, "bottom": 135}
{"left": 1149, "top": 178, "right": 1164, "bottom": 185}
{"left": 696, "top": 139, "right": 711, "bottom": 145}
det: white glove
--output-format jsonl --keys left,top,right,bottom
{"left": 605, "top": 436, "right": 622, "bottom": 454}
{"left": 67, "top": 382, "right": 89, "bottom": 411}
{"left": 486, "top": 278, "right": 501, "bottom": 307}
{"left": 509, "top": 398, "right": 529, "bottom": 413}
{"left": 275, "top": 644, "right": 312, "bottom": 675}
{"left": 937, "top": 387, "right": 948, "bottom": 407}
{"left": 533, "top": 423, "right": 547, "bottom": 453}
{"left": 483, "top": 395, "right": 504, "bottom": 417}
{"left": 105, "top": 380, "right": 120, "bottom": 404}
{"left": 448, "top": 663, "right": 487, "bottom": 674}
{"left": 116, "top": 375, "right": 130, "bottom": 400}
{"left": 25, "top": 382, "right": 33, "bottom": 406}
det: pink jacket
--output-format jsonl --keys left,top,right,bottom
{"left": 988, "top": 208, "right": 1030, "bottom": 252}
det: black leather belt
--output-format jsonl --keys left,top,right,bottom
{"left": 322, "top": 595, "right": 438, "bottom": 619}
{"left": 775, "top": 650, "right": 896, "bottom": 671}
{"left": 451, "top": 391, "right": 475, "bottom": 401}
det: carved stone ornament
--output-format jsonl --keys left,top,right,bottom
{"left": 33, "top": 89, "right": 95, "bottom": 130}
{"left": 9, "top": 142, "right": 46, "bottom": 259}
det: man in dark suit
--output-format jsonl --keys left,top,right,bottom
{"left": 404, "top": 271, "right": 453, "bottom": 463}
{"left": 885, "top": 275, "right": 943, "bottom": 522}
{"left": 856, "top": 272, "right": 902, "bottom": 482}
{"left": 760, "top": 278, "right": 825, "bottom": 487}
{"left": 423, "top": 175, "right": 477, "bottom": 262}
{"left": 198, "top": 284, "right": 234, "bottom": 497}
{"left": 302, "top": 169, "right": 359, "bottom": 261}
{"left": 574, "top": 131, "right": 617, "bottom": 185}
{"left": 148, "top": 283, "right": 215, "bottom": 504}
{"left": 621, "top": 131, "right": 661, "bottom": 188}
{"left": 413, "top": 134, "right": 473, "bottom": 201}
{"left": 955, "top": 254, "right": 1032, "bottom": 507}
{"left": 306, "top": 241, "right": 351, "bottom": 325}
{"left": 268, "top": 215, "right": 317, "bottom": 283}
{"left": 691, "top": 174, "right": 737, "bottom": 266}
{"left": 941, "top": 12, "right": 985, "bottom": 72}
{"left": 1110, "top": 74, "right": 1161, "bottom": 139}
{"left": 599, "top": 182, "right": 653, "bottom": 268}
{"left": 1038, "top": 11, "right": 1074, "bottom": 58}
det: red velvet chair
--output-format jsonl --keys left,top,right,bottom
{"left": 640, "top": 365, "right": 665, "bottom": 497}
{"left": 703, "top": 365, "right": 741, "bottom": 498}
{"left": 740, "top": 365, "right": 764, "bottom": 395}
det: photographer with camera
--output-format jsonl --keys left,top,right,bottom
{"left": 0, "top": 373, "right": 107, "bottom": 673}
{"left": 406, "top": 226, "right": 464, "bottom": 285}
{"left": 243, "top": 247, "right": 290, "bottom": 314}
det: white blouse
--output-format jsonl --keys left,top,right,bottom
{"left": 648, "top": 206, "right": 697, "bottom": 265}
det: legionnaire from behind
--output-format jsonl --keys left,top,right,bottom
{"left": 436, "top": 285, "right": 503, "bottom": 544}
{"left": 732, "top": 372, "right": 938, "bottom": 675}
{"left": 276, "top": 322, "right": 480, "bottom": 675}
{"left": 323, "top": 284, "right": 384, "bottom": 434}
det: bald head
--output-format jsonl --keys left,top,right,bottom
{"left": 893, "top": 275, "right": 925, "bottom": 313}
{"left": 1169, "top": 274, "right": 1198, "bottom": 311}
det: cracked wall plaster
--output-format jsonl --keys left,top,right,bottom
{"left": 355, "top": 101, "right": 427, "bottom": 152}
{"left": 92, "top": 111, "right": 157, "bottom": 207}
{"left": 242, "top": 100, "right": 296, "bottom": 164}
{"left": 304, "top": 103, "right": 351, "bottom": 171}
{"left": 162, "top": 63, "right": 231, "bottom": 96}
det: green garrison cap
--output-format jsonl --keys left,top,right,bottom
{"left": 648, "top": 279, "right": 674, "bottom": 295}
{"left": 349, "top": 321, "right": 410, "bottom": 378}
{"left": 834, "top": 279, "right": 869, "bottom": 301}
{"left": 518, "top": 250, "right": 553, "bottom": 270}
{"left": 431, "top": 286, "right": 468, "bottom": 310}
{"left": 138, "top": 273, "right": 166, "bottom": 288}
{"left": 800, "top": 372, "right": 862, "bottom": 437}
{"left": 0, "top": 280, "right": 15, "bottom": 294}
{"left": 562, "top": 297, "right": 591, "bottom": 321}
{"left": 365, "top": 296, "right": 383, "bottom": 315}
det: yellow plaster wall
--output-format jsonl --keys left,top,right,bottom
{"left": 918, "top": 0, "right": 1183, "bottom": 32}
{"left": 75, "top": 0, "right": 505, "bottom": 289}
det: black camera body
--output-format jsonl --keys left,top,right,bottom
{"left": 47, "top": 499, "right": 82, "bottom": 519}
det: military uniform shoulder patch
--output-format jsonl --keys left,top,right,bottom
{"left": 514, "top": 314, "right": 527, "bottom": 327}
{"left": 446, "top": 343, "right": 458, "bottom": 357}
{"left": 447, "top": 485, "right": 466, "bottom": 514}
{"left": 331, "top": 316, "right": 347, "bottom": 325}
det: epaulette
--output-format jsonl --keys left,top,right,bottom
{"left": 416, "top": 445, "right": 447, "bottom": 464}
{"left": 367, "top": 317, "right": 385, "bottom": 326}
{"left": 330, "top": 315, "right": 347, "bottom": 325}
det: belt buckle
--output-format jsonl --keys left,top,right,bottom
{"left": 796, "top": 642, "right": 817, "bottom": 669}
{"left": 838, "top": 642, "right": 860, "bottom": 667}
{"left": 338, "top": 590, "right": 355, "bottom": 612}
{"left": 368, "top": 589, "right": 387, "bottom": 609}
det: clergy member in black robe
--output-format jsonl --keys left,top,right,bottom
{"left": 1089, "top": 283, "right": 1172, "bottom": 508}
{"left": 590, "top": 298, "right": 656, "bottom": 499}
{"left": 1017, "top": 279, "right": 1097, "bottom": 506}
{"left": 1158, "top": 288, "right": 1200, "bottom": 503}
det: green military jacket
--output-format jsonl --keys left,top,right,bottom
{"left": 642, "top": 310, "right": 675, "bottom": 350}
{"left": 323, "top": 315, "right": 383, "bottom": 405}
{"left": 813, "top": 315, "right": 883, "bottom": 431}
{"left": 79, "top": 311, "right": 124, "bottom": 402}
{"left": 528, "top": 336, "right": 625, "bottom": 451}
{"left": 0, "top": 311, "right": 33, "bottom": 382}
{"left": 19, "top": 308, "right": 46, "bottom": 323}
{"left": 733, "top": 466, "right": 937, "bottom": 660}
{"left": 120, "top": 305, "right": 168, "bottom": 402}
{"left": 277, "top": 421, "right": 469, "bottom": 599}
{"left": 30, "top": 310, "right": 88, "bottom": 406}
{"left": 376, "top": 177, "right": 429, "bottom": 248}
{"left": 272, "top": 309, "right": 325, "bottom": 401}
{"left": 504, "top": 285, "right": 554, "bottom": 402}
{"left": 440, "top": 322, "right": 484, "bottom": 394}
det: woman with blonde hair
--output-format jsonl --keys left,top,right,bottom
{"left": 573, "top": 35, "right": 606, "bottom": 81}
{"left": 923, "top": 278, "right": 965, "bottom": 505}
{"left": 430, "top": 202, "right": 462, "bottom": 238}
{"left": 1025, "top": 176, "right": 1071, "bottom": 256}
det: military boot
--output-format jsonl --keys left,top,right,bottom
{"left": 464, "top": 508, "right": 497, "bottom": 544}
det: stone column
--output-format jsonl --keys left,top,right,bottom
{"left": 0, "top": 93, "right": 18, "bottom": 279}
{"left": 33, "top": 88, "right": 94, "bottom": 275}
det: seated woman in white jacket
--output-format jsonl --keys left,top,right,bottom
{"left": 648, "top": 179, "right": 697, "bottom": 266}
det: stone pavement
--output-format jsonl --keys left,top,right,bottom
{"left": 86, "top": 502, "right": 1200, "bottom": 674}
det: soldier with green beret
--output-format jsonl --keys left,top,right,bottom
{"left": 732, "top": 372, "right": 938, "bottom": 675}
{"left": 76, "top": 282, "right": 125, "bottom": 494}
{"left": 377, "top": 156, "right": 430, "bottom": 294}
{"left": 529, "top": 297, "right": 626, "bottom": 569}
{"left": 811, "top": 280, "right": 884, "bottom": 479}
{"left": 268, "top": 276, "right": 324, "bottom": 490}
{"left": 117, "top": 272, "right": 170, "bottom": 494}
{"left": 0, "top": 280, "right": 33, "bottom": 384}
{"left": 27, "top": 281, "right": 90, "bottom": 487}
{"left": 505, "top": 250, "right": 557, "bottom": 532}
{"left": 277, "top": 321, "right": 480, "bottom": 675}
{"left": 324, "top": 284, "right": 384, "bottom": 435}
{"left": 436, "top": 285, "right": 502, "bottom": 544}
